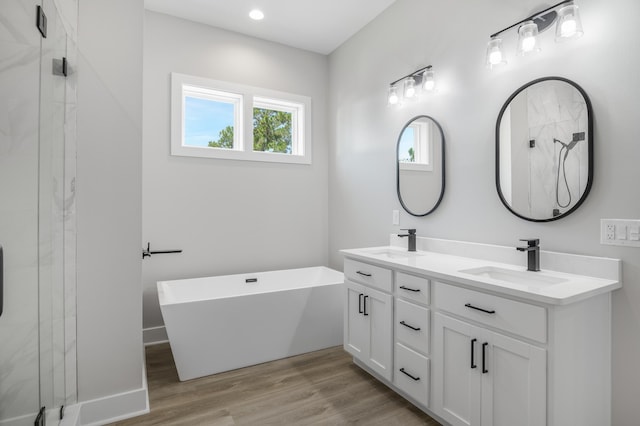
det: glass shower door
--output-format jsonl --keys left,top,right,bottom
{"left": 0, "top": 0, "right": 76, "bottom": 423}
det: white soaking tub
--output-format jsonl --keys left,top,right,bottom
{"left": 158, "top": 266, "right": 344, "bottom": 381}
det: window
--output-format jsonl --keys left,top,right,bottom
{"left": 398, "top": 120, "right": 433, "bottom": 171}
{"left": 171, "top": 73, "right": 311, "bottom": 164}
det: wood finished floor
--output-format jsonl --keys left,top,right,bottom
{"left": 110, "top": 343, "right": 441, "bottom": 425}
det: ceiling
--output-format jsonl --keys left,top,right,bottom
{"left": 144, "top": 0, "right": 397, "bottom": 55}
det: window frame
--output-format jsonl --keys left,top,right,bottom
{"left": 171, "top": 73, "right": 312, "bottom": 164}
{"left": 399, "top": 120, "right": 434, "bottom": 172}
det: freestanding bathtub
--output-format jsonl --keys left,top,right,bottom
{"left": 158, "top": 266, "right": 344, "bottom": 381}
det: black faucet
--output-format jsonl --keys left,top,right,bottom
{"left": 398, "top": 229, "right": 417, "bottom": 252}
{"left": 516, "top": 239, "right": 540, "bottom": 272}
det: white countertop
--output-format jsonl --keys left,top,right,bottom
{"left": 341, "top": 245, "right": 621, "bottom": 305}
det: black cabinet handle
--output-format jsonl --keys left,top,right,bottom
{"left": 470, "top": 338, "right": 477, "bottom": 369}
{"left": 363, "top": 295, "right": 369, "bottom": 316}
{"left": 399, "top": 285, "right": 420, "bottom": 293}
{"left": 399, "top": 321, "right": 421, "bottom": 331}
{"left": 482, "top": 342, "right": 489, "bottom": 374}
{"left": 356, "top": 271, "right": 372, "bottom": 277}
{"left": 358, "top": 293, "right": 364, "bottom": 314}
{"left": 465, "top": 303, "right": 496, "bottom": 315}
{"left": 399, "top": 368, "right": 420, "bottom": 381}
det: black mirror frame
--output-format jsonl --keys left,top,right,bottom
{"left": 495, "top": 76, "right": 594, "bottom": 222}
{"left": 396, "top": 115, "right": 446, "bottom": 217}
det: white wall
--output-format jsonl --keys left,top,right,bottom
{"left": 76, "top": 0, "right": 144, "bottom": 409}
{"left": 328, "top": 0, "right": 640, "bottom": 424}
{"left": 142, "top": 11, "right": 330, "bottom": 330}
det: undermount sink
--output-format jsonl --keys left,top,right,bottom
{"left": 365, "top": 248, "right": 425, "bottom": 260}
{"left": 459, "top": 266, "right": 568, "bottom": 286}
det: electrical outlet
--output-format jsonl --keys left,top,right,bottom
{"left": 392, "top": 210, "right": 400, "bottom": 226}
{"left": 606, "top": 224, "right": 615, "bottom": 240}
{"left": 601, "top": 219, "right": 640, "bottom": 247}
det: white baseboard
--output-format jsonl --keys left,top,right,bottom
{"left": 78, "top": 354, "right": 149, "bottom": 426}
{"left": 79, "top": 386, "right": 149, "bottom": 426}
{"left": 143, "top": 325, "right": 168, "bottom": 346}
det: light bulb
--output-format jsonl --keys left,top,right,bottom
{"left": 422, "top": 68, "right": 435, "bottom": 92}
{"left": 561, "top": 19, "right": 577, "bottom": 37}
{"left": 486, "top": 38, "right": 506, "bottom": 68}
{"left": 404, "top": 77, "right": 416, "bottom": 98}
{"left": 555, "top": 3, "right": 583, "bottom": 42}
{"left": 517, "top": 21, "right": 540, "bottom": 56}
{"left": 388, "top": 86, "right": 399, "bottom": 105}
{"left": 489, "top": 50, "right": 503, "bottom": 64}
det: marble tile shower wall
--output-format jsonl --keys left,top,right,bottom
{"left": 524, "top": 81, "right": 588, "bottom": 218}
{"left": 0, "top": 1, "right": 43, "bottom": 421}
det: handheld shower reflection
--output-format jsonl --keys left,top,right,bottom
{"left": 553, "top": 132, "right": 585, "bottom": 209}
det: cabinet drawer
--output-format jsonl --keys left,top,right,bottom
{"left": 395, "top": 299, "right": 430, "bottom": 354}
{"left": 344, "top": 258, "right": 392, "bottom": 293}
{"left": 394, "top": 343, "right": 429, "bottom": 406}
{"left": 434, "top": 281, "right": 547, "bottom": 343}
{"left": 395, "top": 272, "right": 430, "bottom": 305}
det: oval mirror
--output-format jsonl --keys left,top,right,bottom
{"left": 397, "top": 115, "right": 445, "bottom": 216}
{"left": 496, "top": 77, "right": 593, "bottom": 222}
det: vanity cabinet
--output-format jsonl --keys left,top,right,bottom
{"left": 342, "top": 243, "right": 618, "bottom": 426}
{"left": 433, "top": 312, "right": 546, "bottom": 426}
{"left": 394, "top": 272, "right": 431, "bottom": 405}
{"left": 344, "top": 260, "right": 393, "bottom": 381}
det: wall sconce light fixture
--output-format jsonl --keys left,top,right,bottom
{"left": 388, "top": 65, "right": 435, "bottom": 106}
{"left": 486, "top": 0, "right": 583, "bottom": 69}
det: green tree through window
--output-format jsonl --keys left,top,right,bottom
{"left": 253, "top": 108, "right": 292, "bottom": 153}
{"left": 208, "top": 125, "right": 234, "bottom": 148}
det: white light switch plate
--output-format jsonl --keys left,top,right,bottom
{"left": 601, "top": 219, "right": 640, "bottom": 247}
{"left": 392, "top": 210, "right": 400, "bottom": 225}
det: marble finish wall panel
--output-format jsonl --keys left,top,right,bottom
{"left": 0, "top": 0, "right": 43, "bottom": 422}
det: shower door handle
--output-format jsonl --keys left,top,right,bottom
{"left": 0, "top": 245, "right": 3, "bottom": 317}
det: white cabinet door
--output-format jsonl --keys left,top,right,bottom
{"left": 434, "top": 313, "right": 547, "bottom": 426}
{"left": 343, "top": 280, "right": 393, "bottom": 381}
{"left": 344, "top": 280, "right": 368, "bottom": 358}
{"left": 433, "top": 313, "right": 482, "bottom": 426}
{"left": 481, "top": 331, "right": 546, "bottom": 426}
{"left": 366, "top": 285, "right": 393, "bottom": 381}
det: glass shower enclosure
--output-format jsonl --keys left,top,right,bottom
{"left": 0, "top": 0, "right": 77, "bottom": 424}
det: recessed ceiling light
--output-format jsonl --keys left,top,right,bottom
{"left": 249, "top": 9, "right": 264, "bottom": 21}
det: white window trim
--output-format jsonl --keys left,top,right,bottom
{"left": 171, "top": 73, "right": 312, "bottom": 165}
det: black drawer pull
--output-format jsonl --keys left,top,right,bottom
{"left": 363, "top": 295, "right": 369, "bottom": 316}
{"left": 356, "top": 271, "right": 372, "bottom": 277}
{"left": 358, "top": 293, "right": 364, "bottom": 314}
{"left": 470, "top": 338, "right": 477, "bottom": 369}
{"left": 399, "top": 368, "right": 420, "bottom": 381}
{"left": 399, "top": 285, "right": 420, "bottom": 292}
{"left": 482, "top": 342, "right": 489, "bottom": 374}
{"left": 465, "top": 303, "right": 496, "bottom": 314}
{"left": 399, "top": 321, "right": 421, "bottom": 331}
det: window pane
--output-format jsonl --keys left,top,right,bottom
{"left": 253, "top": 107, "right": 293, "bottom": 153}
{"left": 184, "top": 96, "right": 235, "bottom": 149}
{"left": 398, "top": 127, "right": 416, "bottom": 162}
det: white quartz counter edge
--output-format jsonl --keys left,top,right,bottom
{"left": 341, "top": 246, "right": 621, "bottom": 305}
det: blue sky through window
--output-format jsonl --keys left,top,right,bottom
{"left": 398, "top": 127, "right": 415, "bottom": 162}
{"left": 184, "top": 96, "right": 235, "bottom": 147}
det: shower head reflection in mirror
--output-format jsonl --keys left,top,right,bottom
{"left": 496, "top": 77, "right": 593, "bottom": 222}
{"left": 553, "top": 132, "right": 585, "bottom": 209}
